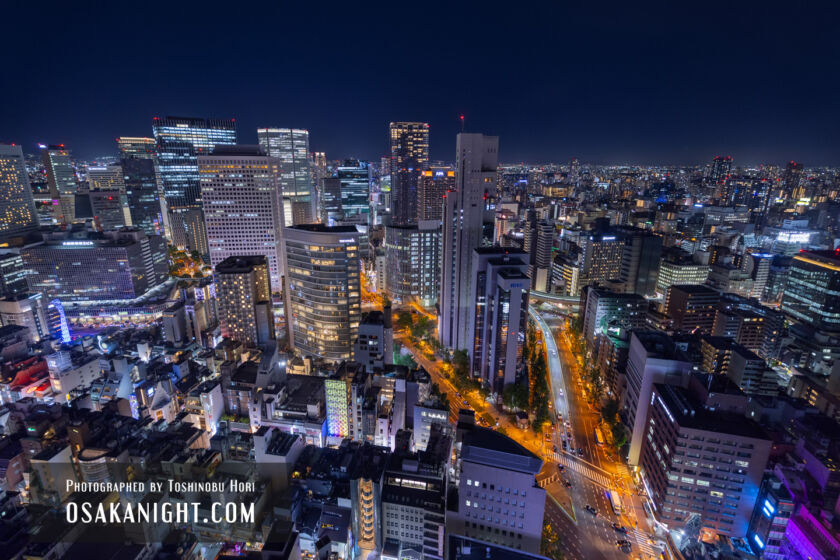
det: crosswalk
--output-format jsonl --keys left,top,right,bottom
{"left": 626, "top": 527, "right": 664, "bottom": 558}
{"left": 550, "top": 453, "right": 613, "bottom": 488}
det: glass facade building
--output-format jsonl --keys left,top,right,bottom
{"left": 122, "top": 157, "right": 162, "bottom": 236}
{"left": 282, "top": 225, "right": 361, "bottom": 361}
{"left": 336, "top": 161, "right": 371, "bottom": 223}
{"left": 40, "top": 144, "right": 77, "bottom": 224}
{"left": 20, "top": 229, "right": 168, "bottom": 302}
{"left": 0, "top": 144, "right": 39, "bottom": 239}
{"left": 782, "top": 249, "right": 840, "bottom": 333}
{"left": 152, "top": 116, "right": 237, "bottom": 208}
{"left": 383, "top": 220, "right": 441, "bottom": 306}
{"left": 257, "top": 128, "right": 314, "bottom": 225}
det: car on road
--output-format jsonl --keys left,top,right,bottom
{"left": 557, "top": 389, "right": 563, "bottom": 396}
{"left": 462, "top": 400, "right": 469, "bottom": 406}
{"left": 612, "top": 523, "right": 628, "bottom": 533}
{"left": 562, "top": 479, "right": 572, "bottom": 488}
{"left": 551, "top": 349, "right": 557, "bottom": 356}
{"left": 562, "top": 441, "right": 568, "bottom": 450}
{"left": 556, "top": 464, "right": 564, "bottom": 471}
{"left": 616, "top": 539, "right": 631, "bottom": 548}
{"left": 576, "top": 448, "right": 585, "bottom": 456}
{"left": 584, "top": 505, "right": 597, "bottom": 515}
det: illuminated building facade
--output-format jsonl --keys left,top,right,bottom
{"left": 40, "top": 144, "right": 77, "bottom": 224}
{"left": 0, "top": 144, "right": 39, "bottom": 239}
{"left": 20, "top": 229, "right": 168, "bottom": 302}
{"left": 467, "top": 247, "right": 530, "bottom": 393}
{"left": 325, "top": 376, "right": 350, "bottom": 438}
{"left": 336, "top": 161, "right": 371, "bottom": 223}
{"left": 152, "top": 116, "right": 237, "bottom": 207}
{"left": 782, "top": 250, "right": 840, "bottom": 333}
{"left": 199, "top": 145, "right": 284, "bottom": 288}
{"left": 116, "top": 137, "right": 156, "bottom": 159}
{"left": 389, "top": 122, "right": 429, "bottom": 225}
{"left": 122, "top": 157, "right": 162, "bottom": 235}
{"left": 417, "top": 167, "right": 454, "bottom": 222}
{"left": 440, "top": 133, "right": 499, "bottom": 350}
{"left": 283, "top": 225, "right": 361, "bottom": 361}
{"left": 257, "top": 128, "right": 314, "bottom": 225}
{"left": 0, "top": 253, "right": 29, "bottom": 297}
{"left": 215, "top": 255, "right": 275, "bottom": 346}
{"left": 383, "top": 220, "right": 441, "bottom": 306}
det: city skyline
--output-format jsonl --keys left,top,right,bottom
{"left": 3, "top": 2, "right": 840, "bottom": 164}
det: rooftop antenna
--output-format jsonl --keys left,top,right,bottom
{"left": 459, "top": 114, "right": 465, "bottom": 133}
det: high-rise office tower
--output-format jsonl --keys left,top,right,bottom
{"left": 257, "top": 128, "right": 315, "bottom": 225}
{"left": 321, "top": 177, "right": 342, "bottom": 225}
{"left": 312, "top": 151, "right": 327, "bottom": 219}
{"left": 122, "top": 157, "right": 162, "bottom": 236}
{"left": 616, "top": 226, "right": 663, "bottom": 297}
{"left": 655, "top": 247, "right": 710, "bottom": 299}
{"left": 417, "top": 167, "right": 455, "bottom": 222}
{"left": 384, "top": 220, "right": 441, "bottom": 307}
{"left": 578, "top": 231, "right": 624, "bottom": 287}
{"left": 335, "top": 160, "right": 371, "bottom": 224}
{"left": 40, "top": 144, "right": 78, "bottom": 224}
{"left": 709, "top": 155, "right": 733, "bottom": 184}
{"left": 467, "top": 248, "right": 530, "bottom": 393}
{"left": 116, "top": 137, "right": 156, "bottom": 159}
{"left": 580, "top": 287, "right": 648, "bottom": 350}
{"left": 215, "top": 255, "right": 275, "bottom": 346}
{"left": 783, "top": 160, "right": 805, "bottom": 199}
{"left": 168, "top": 207, "right": 209, "bottom": 256}
{"left": 0, "top": 253, "right": 29, "bottom": 297}
{"left": 282, "top": 225, "right": 362, "bottom": 361}
{"left": 665, "top": 284, "right": 721, "bottom": 334}
{"left": 152, "top": 116, "right": 237, "bottom": 208}
{"left": 389, "top": 122, "right": 429, "bottom": 225}
{"left": 640, "top": 382, "right": 771, "bottom": 538}
{"left": 87, "top": 189, "right": 130, "bottom": 231}
{"left": 198, "top": 145, "right": 284, "bottom": 289}
{"left": 782, "top": 249, "right": 840, "bottom": 334}
{"left": 86, "top": 165, "right": 131, "bottom": 229}
{"left": 625, "top": 330, "right": 693, "bottom": 466}
{"left": 439, "top": 133, "right": 499, "bottom": 350}
{"left": 0, "top": 144, "right": 39, "bottom": 240}
{"left": 523, "top": 211, "right": 554, "bottom": 293}
{"left": 86, "top": 165, "right": 125, "bottom": 191}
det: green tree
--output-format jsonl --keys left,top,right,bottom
{"left": 452, "top": 349, "right": 469, "bottom": 380}
{"left": 541, "top": 523, "right": 564, "bottom": 560}
{"left": 602, "top": 397, "right": 620, "bottom": 424}
{"left": 412, "top": 315, "right": 432, "bottom": 340}
{"left": 396, "top": 310, "right": 413, "bottom": 331}
{"left": 502, "top": 383, "right": 529, "bottom": 410}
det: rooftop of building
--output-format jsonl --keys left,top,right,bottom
{"left": 669, "top": 284, "right": 720, "bottom": 295}
{"left": 448, "top": 534, "right": 551, "bottom": 560}
{"left": 461, "top": 426, "right": 543, "bottom": 474}
{"left": 215, "top": 255, "right": 267, "bottom": 272}
{"left": 475, "top": 246, "right": 526, "bottom": 255}
{"left": 207, "top": 144, "right": 265, "bottom": 157}
{"left": 653, "top": 383, "right": 769, "bottom": 441}
{"left": 288, "top": 224, "right": 359, "bottom": 233}
{"left": 795, "top": 249, "right": 840, "bottom": 267}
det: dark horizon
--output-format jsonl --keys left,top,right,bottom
{"left": 3, "top": 1, "right": 840, "bottom": 166}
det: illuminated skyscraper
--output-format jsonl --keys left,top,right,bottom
{"left": 782, "top": 249, "right": 840, "bottom": 333}
{"left": 116, "top": 137, "right": 156, "bottom": 159}
{"left": 215, "top": 255, "right": 275, "bottom": 346}
{"left": 389, "top": 122, "right": 429, "bottom": 225}
{"left": 336, "top": 160, "right": 371, "bottom": 223}
{"left": 783, "top": 160, "right": 805, "bottom": 199}
{"left": 40, "top": 144, "right": 77, "bottom": 224}
{"left": 283, "top": 225, "right": 361, "bottom": 361}
{"left": 86, "top": 165, "right": 125, "bottom": 191}
{"left": 198, "top": 145, "right": 284, "bottom": 289}
{"left": 709, "top": 155, "right": 733, "bottom": 184}
{"left": 439, "top": 133, "right": 498, "bottom": 349}
{"left": 257, "top": 128, "right": 314, "bottom": 225}
{"left": 122, "top": 157, "right": 162, "bottom": 236}
{"left": 152, "top": 116, "right": 237, "bottom": 207}
{"left": 0, "top": 144, "right": 39, "bottom": 240}
{"left": 417, "top": 166, "right": 455, "bottom": 222}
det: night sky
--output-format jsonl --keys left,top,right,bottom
{"left": 3, "top": 1, "right": 839, "bottom": 165}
